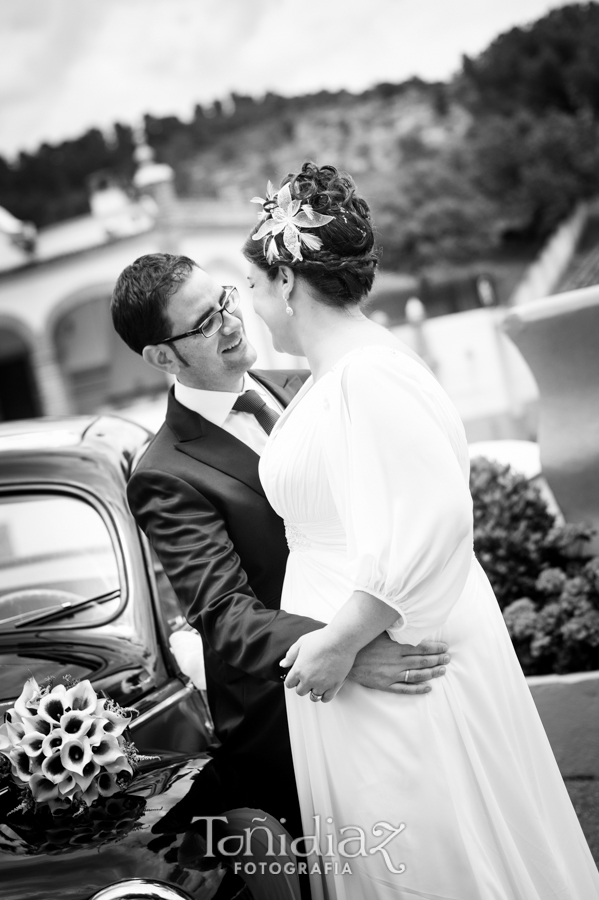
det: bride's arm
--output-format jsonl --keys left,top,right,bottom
{"left": 282, "top": 590, "right": 400, "bottom": 701}
{"left": 284, "top": 352, "right": 474, "bottom": 702}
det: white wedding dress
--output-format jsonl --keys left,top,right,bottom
{"left": 259, "top": 346, "right": 599, "bottom": 900}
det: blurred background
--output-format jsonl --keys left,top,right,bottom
{"left": 0, "top": 0, "right": 598, "bottom": 441}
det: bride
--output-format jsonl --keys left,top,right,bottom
{"left": 243, "top": 162, "right": 599, "bottom": 900}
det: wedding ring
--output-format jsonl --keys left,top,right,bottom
{"left": 309, "top": 690, "right": 324, "bottom": 702}
{"left": 403, "top": 670, "right": 410, "bottom": 683}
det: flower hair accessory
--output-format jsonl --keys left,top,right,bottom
{"left": 251, "top": 181, "right": 334, "bottom": 263}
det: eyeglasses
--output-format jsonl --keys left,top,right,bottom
{"left": 158, "top": 286, "right": 240, "bottom": 344}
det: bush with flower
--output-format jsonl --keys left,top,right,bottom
{"left": 470, "top": 457, "right": 599, "bottom": 675}
{"left": 503, "top": 559, "right": 599, "bottom": 675}
{"left": 0, "top": 676, "right": 148, "bottom": 816}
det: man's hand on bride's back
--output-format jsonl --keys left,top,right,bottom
{"left": 347, "top": 633, "right": 450, "bottom": 694}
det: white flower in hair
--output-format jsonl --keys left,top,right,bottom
{"left": 250, "top": 181, "right": 278, "bottom": 221}
{"left": 251, "top": 182, "right": 334, "bottom": 262}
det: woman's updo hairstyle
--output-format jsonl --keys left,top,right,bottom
{"left": 243, "top": 162, "right": 379, "bottom": 307}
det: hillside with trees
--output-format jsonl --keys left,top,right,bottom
{"left": 2, "top": 3, "right": 599, "bottom": 273}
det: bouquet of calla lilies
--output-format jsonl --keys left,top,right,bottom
{"left": 0, "top": 676, "right": 145, "bottom": 814}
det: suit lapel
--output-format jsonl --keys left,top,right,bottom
{"left": 166, "top": 388, "right": 265, "bottom": 497}
{"left": 165, "top": 372, "right": 305, "bottom": 498}
{"left": 250, "top": 370, "right": 305, "bottom": 406}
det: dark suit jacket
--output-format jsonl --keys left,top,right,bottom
{"left": 127, "top": 369, "right": 323, "bottom": 832}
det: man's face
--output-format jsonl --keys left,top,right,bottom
{"left": 163, "top": 266, "right": 257, "bottom": 391}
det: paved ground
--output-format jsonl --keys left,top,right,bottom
{"left": 565, "top": 778, "right": 599, "bottom": 862}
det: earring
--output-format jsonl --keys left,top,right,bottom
{"left": 283, "top": 291, "right": 294, "bottom": 316}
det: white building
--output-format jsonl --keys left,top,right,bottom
{"left": 0, "top": 180, "right": 302, "bottom": 423}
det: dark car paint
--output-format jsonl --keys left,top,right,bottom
{"left": 0, "top": 417, "right": 201, "bottom": 729}
{"left": 0, "top": 756, "right": 227, "bottom": 900}
{"left": 0, "top": 416, "right": 238, "bottom": 899}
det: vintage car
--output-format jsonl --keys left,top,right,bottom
{"left": 0, "top": 415, "right": 299, "bottom": 900}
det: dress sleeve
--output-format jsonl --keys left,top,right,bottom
{"left": 320, "top": 350, "right": 474, "bottom": 646}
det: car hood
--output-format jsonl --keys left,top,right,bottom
{"left": 0, "top": 753, "right": 225, "bottom": 900}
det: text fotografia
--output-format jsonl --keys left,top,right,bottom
{"left": 234, "top": 860, "right": 352, "bottom": 877}
{"left": 197, "top": 814, "right": 407, "bottom": 876}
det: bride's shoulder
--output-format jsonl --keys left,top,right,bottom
{"left": 328, "top": 343, "right": 433, "bottom": 389}
{"left": 322, "top": 342, "right": 465, "bottom": 445}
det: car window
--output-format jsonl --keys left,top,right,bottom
{"left": 148, "top": 544, "right": 208, "bottom": 695}
{"left": 0, "top": 493, "right": 121, "bottom": 627}
{"left": 0, "top": 656, "right": 92, "bottom": 704}
{"left": 149, "top": 545, "right": 187, "bottom": 633}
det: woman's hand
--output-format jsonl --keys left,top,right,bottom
{"left": 280, "top": 629, "right": 356, "bottom": 702}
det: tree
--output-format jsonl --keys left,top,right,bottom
{"left": 371, "top": 155, "right": 499, "bottom": 270}
{"left": 460, "top": 3, "right": 599, "bottom": 117}
{"left": 0, "top": 127, "right": 136, "bottom": 227}
{"left": 468, "top": 110, "right": 599, "bottom": 238}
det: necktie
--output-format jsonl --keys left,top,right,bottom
{"left": 232, "top": 389, "right": 280, "bottom": 435}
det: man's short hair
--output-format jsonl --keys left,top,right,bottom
{"left": 111, "top": 253, "right": 197, "bottom": 355}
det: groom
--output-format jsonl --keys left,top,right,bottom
{"left": 111, "top": 253, "right": 451, "bottom": 840}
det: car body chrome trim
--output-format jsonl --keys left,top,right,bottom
{"left": 131, "top": 681, "right": 195, "bottom": 728}
{"left": 89, "top": 878, "right": 195, "bottom": 900}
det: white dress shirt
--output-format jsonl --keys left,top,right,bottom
{"left": 174, "top": 373, "right": 283, "bottom": 456}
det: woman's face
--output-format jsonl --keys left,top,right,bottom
{"left": 247, "top": 263, "right": 301, "bottom": 355}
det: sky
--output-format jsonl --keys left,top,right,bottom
{"left": 0, "top": 0, "right": 572, "bottom": 158}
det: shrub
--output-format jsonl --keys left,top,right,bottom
{"left": 470, "top": 457, "right": 558, "bottom": 609}
{"left": 470, "top": 457, "right": 599, "bottom": 675}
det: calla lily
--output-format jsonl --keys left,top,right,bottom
{"left": 73, "top": 767, "right": 100, "bottom": 793}
{"left": 37, "top": 690, "right": 68, "bottom": 726}
{"left": 85, "top": 718, "right": 107, "bottom": 745}
{"left": 73, "top": 759, "right": 100, "bottom": 791}
{"left": 81, "top": 780, "right": 100, "bottom": 806}
{"left": 42, "top": 749, "right": 70, "bottom": 783}
{"left": 103, "top": 754, "right": 133, "bottom": 777}
{"left": 0, "top": 722, "right": 12, "bottom": 751}
{"left": 64, "top": 680, "right": 96, "bottom": 715}
{"left": 9, "top": 747, "right": 33, "bottom": 782}
{"left": 90, "top": 734, "right": 122, "bottom": 766}
{"left": 5, "top": 707, "right": 23, "bottom": 728}
{"left": 252, "top": 182, "right": 333, "bottom": 262}
{"left": 101, "top": 719, "right": 129, "bottom": 738}
{"left": 29, "top": 771, "right": 60, "bottom": 803}
{"left": 94, "top": 697, "right": 108, "bottom": 715}
{"left": 60, "top": 710, "right": 94, "bottom": 740}
{"left": 42, "top": 730, "right": 66, "bottom": 757}
{"left": 100, "top": 704, "right": 133, "bottom": 737}
{"left": 47, "top": 796, "right": 73, "bottom": 814}
{"left": 22, "top": 715, "right": 51, "bottom": 736}
{"left": 60, "top": 738, "right": 92, "bottom": 776}
{"left": 57, "top": 772, "right": 78, "bottom": 794}
{"left": 96, "top": 771, "right": 122, "bottom": 797}
{"left": 105, "top": 796, "right": 130, "bottom": 816}
{"left": 20, "top": 731, "right": 46, "bottom": 757}
{"left": 13, "top": 676, "right": 42, "bottom": 718}
{"left": 81, "top": 758, "right": 100, "bottom": 778}
{"left": 5, "top": 719, "right": 25, "bottom": 744}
